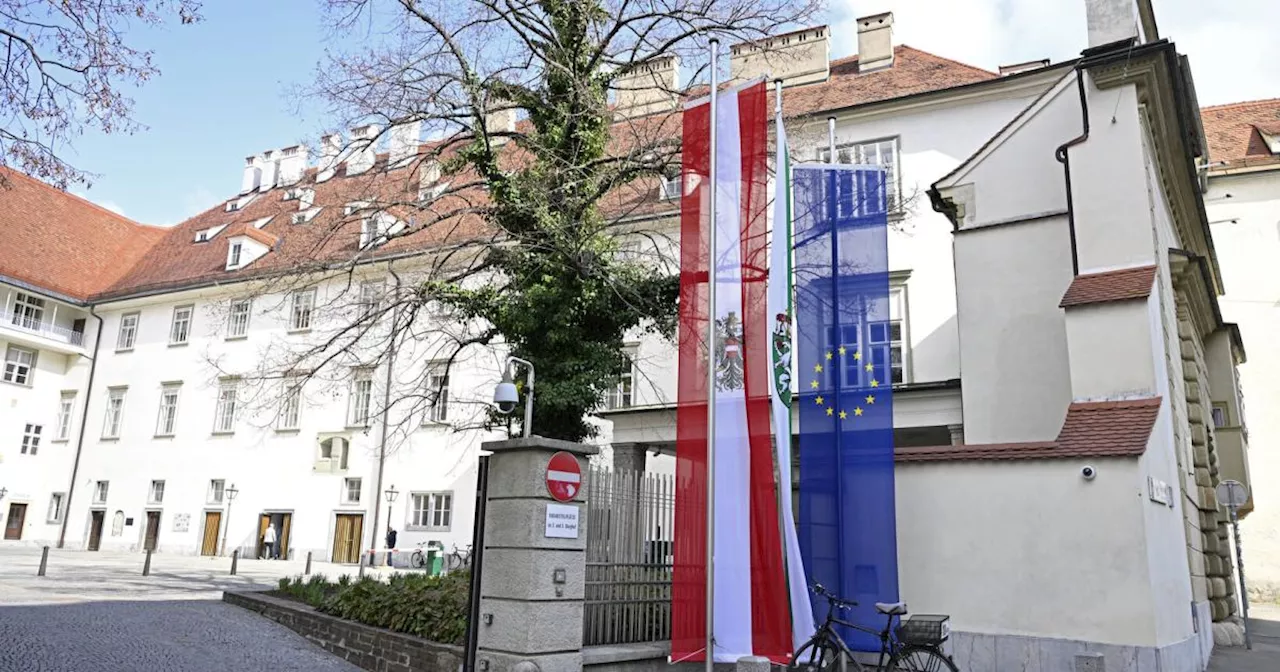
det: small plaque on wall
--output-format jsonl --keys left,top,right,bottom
{"left": 173, "top": 513, "right": 191, "bottom": 533}
{"left": 1148, "top": 476, "right": 1173, "bottom": 507}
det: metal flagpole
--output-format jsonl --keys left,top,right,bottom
{"left": 705, "top": 37, "right": 720, "bottom": 672}
{"left": 827, "top": 117, "right": 837, "bottom": 160}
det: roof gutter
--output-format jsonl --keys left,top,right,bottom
{"left": 0, "top": 274, "right": 89, "bottom": 307}
{"left": 57, "top": 305, "right": 104, "bottom": 548}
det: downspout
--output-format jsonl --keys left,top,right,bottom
{"left": 371, "top": 265, "right": 402, "bottom": 563}
{"left": 58, "top": 306, "right": 104, "bottom": 548}
{"left": 1054, "top": 65, "right": 1091, "bottom": 278}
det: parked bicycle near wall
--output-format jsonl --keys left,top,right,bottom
{"left": 445, "top": 543, "right": 472, "bottom": 571}
{"left": 789, "top": 583, "right": 958, "bottom": 672}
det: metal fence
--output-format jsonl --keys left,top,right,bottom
{"left": 583, "top": 466, "right": 674, "bottom": 646}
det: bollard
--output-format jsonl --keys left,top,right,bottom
{"left": 142, "top": 548, "right": 152, "bottom": 576}
{"left": 37, "top": 546, "right": 49, "bottom": 577}
{"left": 305, "top": 551, "right": 312, "bottom": 575}
{"left": 230, "top": 549, "right": 239, "bottom": 576}
{"left": 736, "top": 656, "right": 770, "bottom": 672}
{"left": 358, "top": 550, "right": 366, "bottom": 578}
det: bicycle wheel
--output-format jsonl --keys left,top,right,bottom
{"left": 887, "top": 645, "right": 958, "bottom": 672}
{"left": 790, "top": 637, "right": 864, "bottom": 672}
{"left": 410, "top": 550, "right": 426, "bottom": 569}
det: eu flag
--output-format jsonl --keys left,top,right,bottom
{"left": 793, "top": 165, "right": 898, "bottom": 651}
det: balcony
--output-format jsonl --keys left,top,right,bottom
{"left": 1, "top": 309, "right": 87, "bottom": 354}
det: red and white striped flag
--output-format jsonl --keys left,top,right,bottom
{"left": 673, "top": 79, "right": 791, "bottom": 664}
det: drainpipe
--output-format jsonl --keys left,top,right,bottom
{"left": 370, "top": 266, "right": 402, "bottom": 564}
{"left": 1054, "top": 65, "right": 1091, "bottom": 278}
{"left": 58, "top": 306, "right": 104, "bottom": 548}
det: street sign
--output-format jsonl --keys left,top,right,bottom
{"left": 1216, "top": 479, "right": 1249, "bottom": 510}
{"left": 545, "top": 503, "right": 580, "bottom": 538}
{"left": 546, "top": 451, "right": 582, "bottom": 503}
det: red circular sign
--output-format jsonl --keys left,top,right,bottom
{"left": 546, "top": 451, "right": 582, "bottom": 503}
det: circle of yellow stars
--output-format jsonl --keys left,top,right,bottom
{"left": 811, "top": 345, "right": 877, "bottom": 421}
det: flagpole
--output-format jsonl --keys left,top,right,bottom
{"left": 827, "top": 116, "right": 836, "bottom": 161}
{"left": 705, "top": 36, "right": 720, "bottom": 672}
{"left": 773, "top": 77, "right": 793, "bottom": 644}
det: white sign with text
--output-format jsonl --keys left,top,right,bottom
{"left": 545, "top": 503, "right": 580, "bottom": 539}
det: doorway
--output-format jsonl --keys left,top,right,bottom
{"left": 87, "top": 510, "right": 105, "bottom": 551}
{"left": 143, "top": 511, "right": 161, "bottom": 551}
{"left": 332, "top": 513, "right": 363, "bottom": 564}
{"left": 201, "top": 511, "right": 222, "bottom": 556}
{"left": 4, "top": 503, "right": 26, "bottom": 540}
{"left": 256, "top": 513, "right": 293, "bottom": 560}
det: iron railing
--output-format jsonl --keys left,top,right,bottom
{"left": 1, "top": 310, "right": 84, "bottom": 346}
{"left": 584, "top": 466, "right": 674, "bottom": 646}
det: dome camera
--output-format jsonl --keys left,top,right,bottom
{"left": 493, "top": 373, "right": 520, "bottom": 415}
{"left": 1081, "top": 465, "right": 1097, "bottom": 481}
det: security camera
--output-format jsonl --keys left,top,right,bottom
{"left": 493, "top": 377, "right": 520, "bottom": 415}
{"left": 1081, "top": 465, "right": 1097, "bottom": 481}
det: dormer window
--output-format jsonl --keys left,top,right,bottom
{"left": 225, "top": 200, "right": 241, "bottom": 212}
{"left": 344, "top": 201, "right": 369, "bottom": 217}
{"left": 659, "top": 174, "right": 682, "bottom": 201}
{"left": 291, "top": 208, "right": 320, "bottom": 225}
{"left": 194, "top": 224, "right": 228, "bottom": 243}
{"left": 195, "top": 230, "right": 210, "bottom": 243}
{"left": 1258, "top": 126, "right": 1280, "bottom": 154}
{"left": 229, "top": 242, "right": 243, "bottom": 268}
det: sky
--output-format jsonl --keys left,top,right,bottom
{"left": 66, "top": 0, "right": 1280, "bottom": 226}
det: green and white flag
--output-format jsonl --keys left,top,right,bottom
{"left": 767, "top": 100, "right": 815, "bottom": 649}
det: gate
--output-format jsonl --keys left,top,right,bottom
{"left": 583, "top": 466, "right": 674, "bottom": 645}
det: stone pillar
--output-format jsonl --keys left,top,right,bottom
{"left": 478, "top": 436, "right": 597, "bottom": 672}
{"left": 611, "top": 442, "right": 648, "bottom": 473}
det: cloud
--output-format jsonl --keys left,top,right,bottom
{"left": 72, "top": 191, "right": 127, "bottom": 217}
{"left": 827, "top": 0, "right": 1280, "bottom": 105}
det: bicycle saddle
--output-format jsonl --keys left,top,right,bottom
{"left": 875, "top": 602, "right": 908, "bottom": 616}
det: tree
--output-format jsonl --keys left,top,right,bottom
{"left": 0, "top": 0, "right": 201, "bottom": 188}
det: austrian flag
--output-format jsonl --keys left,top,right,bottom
{"left": 672, "top": 80, "right": 791, "bottom": 664}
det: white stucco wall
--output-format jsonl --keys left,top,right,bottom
{"left": 1064, "top": 301, "right": 1158, "bottom": 400}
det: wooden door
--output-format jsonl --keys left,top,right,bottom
{"left": 143, "top": 511, "right": 161, "bottom": 551}
{"left": 201, "top": 511, "right": 222, "bottom": 556}
{"left": 256, "top": 514, "right": 270, "bottom": 559}
{"left": 279, "top": 514, "right": 293, "bottom": 560}
{"left": 88, "top": 510, "right": 104, "bottom": 550}
{"left": 4, "top": 504, "right": 26, "bottom": 540}
{"left": 332, "top": 514, "right": 363, "bottom": 564}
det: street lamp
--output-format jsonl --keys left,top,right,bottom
{"left": 493, "top": 356, "right": 534, "bottom": 438}
{"left": 221, "top": 483, "right": 240, "bottom": 557}
{"left": 384, "top": 484, "right": 399, "bottom": 565}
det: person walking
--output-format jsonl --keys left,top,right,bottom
{"left": 263, "top": 523, "right": 278, "bottom": 560}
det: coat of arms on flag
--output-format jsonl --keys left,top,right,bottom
{"left": 716, "top": 312, "right": 745, "bottom": 392}
{"left": 771, "top": 312, "right": 792, "bottom": 406}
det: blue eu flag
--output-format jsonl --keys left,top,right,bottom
{"left": 793, "top": 165, "right": 898, "bottom": 651}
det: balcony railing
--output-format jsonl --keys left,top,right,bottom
{"left": 1, "top": 310, "right": 85, "bottom": 346}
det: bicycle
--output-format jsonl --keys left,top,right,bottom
{"left": 790, "top": 583, "right": 958, "bottom": 672}
{"left": 409, "top": 542, "right": 430, "bottom": 569}
{"left": 445, "top": 543, "right": 472, "bottom": 571}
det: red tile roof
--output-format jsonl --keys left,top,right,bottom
{"left": 897, "top": 396, "right": 1161, "bottom": 462}
{"left": 1059, "top": 265, "right": 1156, "bottom": 308}
{"left": 0, "top": 168, "right": 168, "bottom": 301}
{"left": 1200, "top": 98, "right": 1280, "bottom": 171}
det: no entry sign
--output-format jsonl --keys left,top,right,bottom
{"left": 546, "top": 451, "right": 582, "bottom": 502}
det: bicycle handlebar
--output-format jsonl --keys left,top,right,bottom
{"left": 811, "top": 583, "right": 858, "bottom": 609}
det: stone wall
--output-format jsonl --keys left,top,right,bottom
{"left": 223, "top": 591, "right": 462, "bottom": 672}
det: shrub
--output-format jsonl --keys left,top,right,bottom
{"left": 271, "top": 571, "right": 470, "bottom": 645}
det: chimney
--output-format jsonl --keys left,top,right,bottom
{"left": 856, "top": 12, "right": 894, "bottom": 71}
{"left": 389, "top": 121, "right": 422, "bottom": 167}
{"left": 317, "top": 133, "right": 343, "bottom": 183}
{"left": 240, "top": 156, "right": 261, "bottom": 194}
{"left": 729, "top": 26, "right": 830, "bottom": 87}
{"left": 1085, "top": 0, "right": 1149, "bottom": 49}
{"left": 484, "top": 103, "right": 516, "bottom": 146}
{"left": 346, "top": 124, "right": 380, "bottom": 175}
{"left": 258, "top": 150, "right": 279, "bottom": 191}
{"left": 278, "top": 145, "right": 308, "bottom": 185}
{"left": 614, "top": 55, "right": 679, "bottom": 119}
{"left": 998, "top": 59, "right": 1050, "bottom": 76}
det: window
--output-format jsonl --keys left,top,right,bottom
{"left": 102, "top": 387, "right": 127, "bottom": 439}
{"left": 827, "top": 285, "right": 909, "bottom": 387}
{"left": 343, "top": 478, "right": 362, "bottom": 504}
{"left": 47, "top": 493, "right": 65, "bottom": 523}
{"left": 410, "top": 492, "right": 453, "bottom": 531}
{"left": 213, "top": 379, "right": 239, "bottom": 434}
{"left": 150, "top": 479, "right": 165, "bottom": 504}
{"left": 229, "top": 242, "right": 243, "bottom": 268}
{"left": 21, "top": 423, "right": 41, "bottom": 454}
{"left": 11, "top": 292, "right": 45, "bottom": 330}
{"left": 278, "top": 377, "right": 302, "bottom": 430}
{"left": 3, "top": 345, "right": 37, "bottom": 385}
{"left": 156, "top": 384, "right": 181, "bottom": 436}
{"left": 93, "top": 480, "right": 109, "bottom": 505}
{"left": 209, "top": 479, "right": 225, "bottom": 504}
{"left": 317, "top": 436, "right": 350, "bottom": 471}
{"left": 605, "top": 349, "right": 636, "bottom": 410}
{"left": 358, "top": 280, "right": 383, "bottom": 319}
{"left": 55, "top": 392, "right": 75, "bottom": 441}
{"left": 659, "top": 174, "right": 682, "bottom": 200}
{"left": 359, "top": 219, "right": 377, "bottom": 248}
{"left": 1212, "top": 404, "right": 1228, "bottom": 429}
{"left": 169, "top": 305, "right": 194, "bottom": 345}
{"left": 424, "top": 362, "right": 450, "bottom": 424}
{"left": 116, "top": 312, "right": 139, "bottom": 351}
{"left": 282, "top": 188, "right": 301, "bottom": 201}
{"left": 349, "top": 368, "right": 374, "bottom": 427}
{"left": 819, "top": 137, "right": 901, "bottom": 212}
{"left": 227, "top": 299, "right": 251, "bottom": 339}
{"left": 289, "top": 289, "right": 316, "bottom": 331}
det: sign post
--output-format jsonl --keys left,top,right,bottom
{"left": 1215, "top": 479, "right": 1251, "bottom": 650}
{"left": 546, "top": 451, "right": 582, "bottom": 503}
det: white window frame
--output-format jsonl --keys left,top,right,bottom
{"left": 116, "top": 312, "right": 140, "bottom": 351}
{"left": 358, "top": 279, "right": 383, "bottom": 320}
{"left": 226, "top": 299, "right": 252, "bottom": 339}
{"left": 208, "top": 479, "right": 225, "bottom": 504}
{"left": 3, "top": 345, "right": 37, "bottom": 385}
{"left": 342, "top": 477, "right": 362, "bottom": 505}
{"left": 11, "top": 292, "right": 46, "bottom": 330}
{"left": 21, "top": 423, "right": 42, "bottom": 455}
{"left": 289, "top": 289, "right": 316, "bottom": 332}
{"left": 150, "top": 479, "right": 166, "bottom": 504}
{"left": 409, "top": 491, "right": 453, "bottom": 531}
{"left": 423, "top": 362, "right": 450, "bottom": 424}
{"left": 605, "top": 348, "right": 637, "bottom": 410}
{"left": 103, "top": 387, "right": 127, "bottom": 439}
{"left": 169, "top": 305, "right": 194, "bottom": 345}
{"left": 819, "top": 136, "right": 902, "bottom": 213}
{"left": 93, "top": 480, "right": 109, "bottom": 505}
{"left": 228, "top": 242, "right": 243, "bottom": 268}
{"left": 278, "top": 376, "right": 302, "bottom": 431}
{"left": 156, "top": 383, "right": 181, "bottom": 437}
{"left": 317, "top": 436, "right": 350, "bottom": 472}
{"left": 55, "top": 391, "right": 75, "bottom": 441}
{"left": 659, "top": 174, "right": 682, "bottom": 201}
{"left": 47, "top": 492, "right": 66, "bottom": 524}
{"left": 348, "top": 368, "right": 374, "bottom": 427}
{"left": 213, "top": 379, "right": 239, "bottom": 434}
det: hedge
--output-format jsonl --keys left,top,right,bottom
{"left": 275, "top": 570, "right": 470, "bottom": 645}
